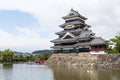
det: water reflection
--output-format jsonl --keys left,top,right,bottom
{"left": 50, "top": 65, "right": 120, "bottom": 80}
{"left": 0, "top": 64, "right": 120, "bottom": 80}
{"left": 97, "top": 70, "right": 120, "bottom": 80}
{"left": 2, "top": 63, "right": 13, "bottom": 69}
{"left": 0, "top": 64, "right": 53, "bottom": 80}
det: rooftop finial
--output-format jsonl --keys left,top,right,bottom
{"left": 71, "top": 8, "right": 74, "bottom": 11}
{"left": 71, "top": 8, "right": 78, "bottom": 13}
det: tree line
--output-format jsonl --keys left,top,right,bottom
{"left": 107, "top": 33, "right": 120, "bottom": 54}
{"left": 0, "top": 49, "right": 52, "bottom": 62}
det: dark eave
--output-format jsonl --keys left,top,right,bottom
{"left": 51, "top": 38, "right": 78, "bottom": 43}
{"left": 55, "top": 29, "right": 82, "bottom": 35}
{"left": 51, "top": 45, "right": 76, "bottom": 49}
{"left": 75, "top": 42, "right": 90, "bottom": 46}
{"left": 62, "top": 15, "right": 87, "bottom": 20}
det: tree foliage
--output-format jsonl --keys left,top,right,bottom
{"left": 13, "top": 54, "right": 34, "bottom": 62}
{"left": 110, "top": 33, "right": 120, "bottom": 54}
{"left": 105, "top": 40, "right": 113, "bottom": 54}
{"left": 2, "top": 49, "right": 14, "bottom": 62}
{"left": 0, "top": 49, "right": 51, "bottom": 62}
{"left": 34, "top": 53, "right": 51, "bottom": 60}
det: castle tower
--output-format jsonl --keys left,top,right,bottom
{"left": 51, "top": 9, "right": 107, "bottom": 54}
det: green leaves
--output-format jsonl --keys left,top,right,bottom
{"left": 2, "top": 49, "right": 14, "bottom": 62}
{"left": 34, "top": 53, "right": 51, "bottom": 60}
{"left": 110, "top": 34, "right": 120, "bottom": 54}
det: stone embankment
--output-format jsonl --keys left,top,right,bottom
{"left": 45, "top": 53, "right": 120, "bottom": 70}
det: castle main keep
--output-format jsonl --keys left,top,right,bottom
{"left": 51, "top": 9, "right": 107, "bottom": 54}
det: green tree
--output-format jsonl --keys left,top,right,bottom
{"left": 34, "top": 54, "right": 44, "bottom": 60}
{"left": 110, "top": 33, "right": 120, "bottom": 54}
{"left": 29, "top": 55, "right": 34, "bottom": 61}
{"left": 0, "top": 51, "right": 2, "bottom": 61}
{"left": 105, "top": 40, "right": 112, "bottom": 54}
{"left": 2, "top": 49, "right": 14, "bottom": 62}
{"left": 13, "top": 54, "right": 20, "bottom": 62}
{"left": 43, "top": 53, "right": 51, "bottom": 60}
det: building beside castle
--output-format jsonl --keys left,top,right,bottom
{"left": 51, "top": 9, "right": 107, "bottom": 54}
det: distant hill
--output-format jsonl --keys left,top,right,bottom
{"left": 32, "top": 50, "right": 53, "bottom": 54}
{"left": 14, "top": 51, "right": 31, "bottom": 56}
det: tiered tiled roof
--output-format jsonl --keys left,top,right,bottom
{"left": 51, "top": 9, "right": 106, "bottom": 52}
{"left": 62, "top": 9, "right": 87, "bottom": 20}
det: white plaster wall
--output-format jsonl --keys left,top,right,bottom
{"left": 90, "top": 51, "right": 107, "bottom": 54}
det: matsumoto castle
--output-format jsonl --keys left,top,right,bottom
{"left": 51, "top": 9, "right": 107, "bottom": 54}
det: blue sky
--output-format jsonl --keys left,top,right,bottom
{"left": 0, "top": 10, "right": 39, "bottom": 34}
{"left": 0, "top": 0, "right": 120, "bottom": 52}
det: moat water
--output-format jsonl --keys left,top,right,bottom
{"left": 0, "top": 64, "right": 120, "bottom": 80}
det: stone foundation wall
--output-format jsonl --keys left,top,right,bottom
{"left": 45, "top": 53, "right": 120, "bottom": 70}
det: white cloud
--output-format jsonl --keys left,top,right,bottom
{"left": 15, "top": 27, "right": 40, "bottom": 38}
{"left": 0, "top": 28, "right": 51, "bottom": 52}
{"left": 0, "top": 0, "right": 120, "bottom": 52}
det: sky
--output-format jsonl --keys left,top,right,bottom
{"left": 0, "top": 0, "right": 120, "bottom": 52}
